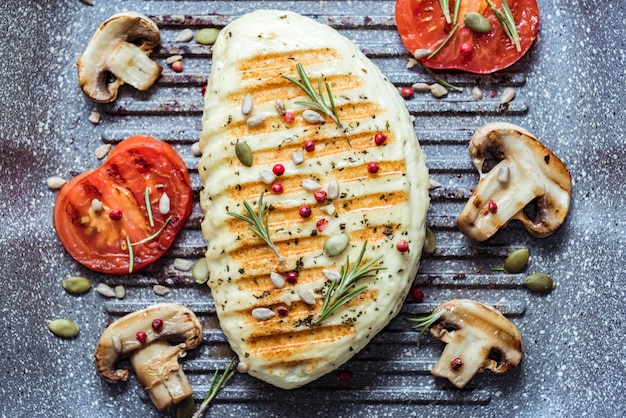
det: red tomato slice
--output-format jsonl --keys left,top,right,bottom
{"left": 396, "top": 0, "right": 540, "bottom": 74}
{"left": 53, "top": 135, "right": 193, "bottom": 274}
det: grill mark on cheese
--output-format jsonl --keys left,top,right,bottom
{"left": 246, "top": 324, "right": 356, "bottom": 354}
{"left": 238, "top": 48, "right": 343, "bottom": 80}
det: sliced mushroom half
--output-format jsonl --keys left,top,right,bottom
{"left": 427, "top": 299, "right": 523, "bottom": 388}
{"left": 77, "top": 12, "right": 162, "bottom": 103}
{"left": 95, "top": 303, "right": 203, "bottom": 410}
{"left": 457, "top": 122, "right": 572, "bottom": 241}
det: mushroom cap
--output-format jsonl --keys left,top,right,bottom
{"left": 457, "top": 122, "right": 572, "bottom": 241}
{"left": 95, "top": 303, "right": 203, "bottom": 383}
{"left": 429, "top": 299, "right": 523, "bottom": 388}
{"left": 77, "top": 12, "right": 162, "bottom": 103}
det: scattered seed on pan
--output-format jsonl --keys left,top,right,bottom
{"left": 47, "top": 176, "right": 67, "bottom": 190}
{"left": 153, "top": 285, "right": 171, "bottom": 296}
{"left": 171, "top": 61, "right": 184, "bottom": 72}
{"left": 80, "top": 0, "right": 94, "bottom": 5}
{"left": 406, "top": 58, "right": 418, "bottom": 69}
{"left": 166, "top": 55, "right": 183, "bottom": 65}
{"left": 500, "top": 87, "right": 516, "bottom": 104}
{"left": 94, "top": 143, "right": 111, "bottom": 159}
{"left": 429, "top": 178, "right": 442, "bottom": 189}
{"left": 171, "top": 15, "right": 185, "bottom": 23}
{"left": 302, "top": 109, "right": 325, "bottom": 124}
{"left": 176, "top": 397, "right": 195, "bottom": 418}
{"left": 96, "top": 283, "right": 116, "bottom": 298}
{"left": 195, "top": 28, "right": 220, "bottom": 45}
{"left": 252, "top": 308, "right": 275, "bottom": 321}
{"left": 62, "top": 276, "right": 91, "bottom": 294}
{"left": 173, "top": 258, "right": 193, "bottom": 271}
{"left": 523, "top": 273, "right": 555, "bottom": 293}
{"left": 423, "top": 227, "right": 436, "bottom": 254}
{"left": 430, "top": 83, "right": 448, "bottom": 98}
{"left": 192, "top": 258, "right": 210, "bottom": 284}
{"left": 88, "top": 111, "right": 101, "bottom": 124}
{"left": 411, "top": 82, "right": 432, "bottom": 92}
{"left": 48, "top": 319, "right": 79, "bottom": 338}
{"left": 237, "top": 361, "right": 249, "bottom": 373}
{"left": 320, "top": 204, "right": 336, "bottom": 216}
{"left": 175, "top": 28, "right": 194, "bottom": 43}
{"left": 241, "top": 93, "right": 254, "bottom": 115}
{"left": 471, "top": 86, "right": 484, "bottom": 100}
{"left": 114, "top": 285, "right": 126, "bottom": 299}
{"left": 191, "top": 141, "right": 202, "bottom": 157}
{"left": 503, "top": 248, "right": 530, "bottom": 273}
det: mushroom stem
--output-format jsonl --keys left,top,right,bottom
{"left": 130, "top": 341, "right": 193, "bottom": 410}
{"left": 105, "top": 42, "right": 162, "bottom": 90}
{"left": 431, "top": 330, "right": 493, "bottom": 388}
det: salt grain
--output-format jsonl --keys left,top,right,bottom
{"left": 88, "top": 111, "right": 101, "bottom": 124}
{"left": 292, "top": 152, "right": 304, "bottom": 165}
{"left": 259, "top": 170, "right": 276, "bottom": 185}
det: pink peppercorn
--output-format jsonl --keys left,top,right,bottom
{"left": 487, "top": 199, "right": 498, "bottom": 213}
{"left": 272, "top": 163, "right": 285, "bottom": 176}
{"left": 271, "top": 183, "right": 284, "bottom": 194}
{"left": 374, "top": 132, "right": 387, "bottom": 146}
{"left": 171, "top": 60, "right": 184, "bottom": 73}
{"left": 400, "top": 87, "right": 414, "bottom": 98}
{"left": 338, "top": 370, "right": 353, "bottom": 381}
{"left": 283, "top": 112, "right": 295, "bottom": 123}
{"left": 136, "top": 331, "right": 147, "bottom": 343}
{"left": 151, "top": 318, "right": 163, "bottom": 332}
{"left": 459, "top": 42, "right": 473, "bottom": 56}
{"left": 201, "top": 85, "right": 207, "bottom": 96}
{"left": 276, "top": 305, "right": 289, "bottom": 317}
{"left": 316, "top": 218, "right": 329, "bottom": 231}
{"left": 451, "top": 357, "right": 464, "bottom": 370}
{"left": 410, "top": 287, "right": 424, "bottom": 303}
{"left": 314, "top": 190, "right": 328, "bottom": 203}
{"left": 304, "top": 140, "right": 315, "bottom": 152}
{"left": 109, "top": 209, "right": 123, "bottom": 221}
{"left": 286, "top": 271, "right": 298, "bottom": 284}
{"left": 299, "top": 204, "right": 312, "bottom": 218}
{"left": 396, "top": 239, "right": 409, "bottom": 253}
{"left": 367, "top": 161, "right": 379, "bottom": 174}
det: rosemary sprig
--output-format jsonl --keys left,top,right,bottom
{"left": 487, "top": 0, "right": 521, "bottom": 52}
{"left": 191, "top": 357, "right": 236, "bottom": 418}
{"left": 422, "top": 64, "right": 463, "bottom": 92}
{"left": 452, "top": 0, "right": 461, "bottom": 25}
{"left": 131, "top": 216, "right": 173, "bottom": 246}
{"left": 282, "top": 63, "right": 344, "bottom": 129}
{"left": 313, "top": 241, "right": 385, "bottom": 325}
{"left": 125, "top": 236, "right": 134, "bottom": 273}
{"left": 227, "top": 191, "right": 285, "bottom": 263}
{"left": 438, "top": 0, "right": 452, "bottom": 24}
{"left": 427, "top": 24, "right": 459, "bottom": 60}
{"left": 144, "top": 187, "right": 154, "bottom": 227}
{"left": 407, "top": 310, "right": 444, "bottom": 347}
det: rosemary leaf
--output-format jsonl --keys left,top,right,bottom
{"left": 144, "top": 187, "right": 154, "bottom": 227}
{"left": 283, "top": 63, "right": 344, "bottom": 129}
{"left": 227, "top": 191, "right": 285, "bottom": 263}
{"left": 487, "top": 0, "right": 521, "bottom": 52}
{"left": 452, "top": 0, "right": 461, "bottom": 25}
{"left": 438, "top": 0, "right": 452, "bottom": 24}
{"left": 422, "top": 64, "right": 463, "bottom": 92}
{"left": 191, "top": 357, "right": 236, "bottom": 418}
{"left": 126, "top": 236, "right": 134, "bottom": 273}
{"left": 313, "top": 241, "right": 385, "bottom": 325}
{"left": 131, "top": 216, "right": 173, "bottom": 246}
{"left": 427, "top": 24, "right": 459, "bottom": 60}
{"left": 407, "top": 310, "right": 444, "bottom": 347}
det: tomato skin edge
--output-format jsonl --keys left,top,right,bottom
{"left": 53, "top": 135, "right": 193, "bottom": 275}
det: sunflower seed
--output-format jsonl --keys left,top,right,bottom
{"left": 191, "top": 141, "right": 202, "bottom": 157}
{"left": 91, "top": 198, "right": 103, "bottom": 213}
{"left": 192, "top": 258, "right": 210, "bottom": 284}
{"left": 302, "top": 179, "right": 322, "bottom": 191}
{"left": 159, "top": 192, "right": 171, "bottom": 214}
{"left": 430, "top": 83, "right": 448, "bottom": 98}
{"left": 171, "top": 15, "right": 185, "bottom": 23}
{"left": 237, "top": 361, "right": 249, "bottom": 373}
{"left": 114, "top": 285, "right": 126, "bottom": 299}
{"left": 259, "top": 170, "right": 276, "bottom": 185}
{"left": 252, "top": 308, "right": 275, "bottom": 321}
{"left": 471, "top": 86, "right": 484, "bottom": 100}
{"left": 497, "top": 164, "right": 511, "bottom": 183}
{"left": 153, "top": 284, "right": 171, "bottom": 296}
{"left": 292, "top": 151, "right": 304, "bottom": 165}
{"left": 280, "top": 292, "right": 299, "bottom": 306}
{"left": 406, "top": 58, "right": 418, "bottom": 69}
{"left": 302, "top": 109, "right": 325, "bottom": 124}
{"left": 411, "top": 82, "right": 432, "bottom": 92}
{"left": 323, "top": 269, "right": 341, "bottom": 281}
{"left": 275, "top": 99, "right": 286, "bottom": 116}
{"left": 94, "top": 143, "right": 110, "bottom": 159}
{"left": 326, "top": 180, "right": 339, "bottom": 200}
{"left": 429, "top": 178, "right": 442, "bottom": 189}
{"left": 413, "top": 48, "right": 432, "bottom": 60}
{"left": 176, "top": 28, "right": 194, "bottom": 43}
{"left": 241, "top": 93, "right": 253, "bottom": 115}
{"left": 270, "top": 272, "right": 286, "bottom": 289}
{"left": 166, "top": 55, "right": 183, "bottom": 64}
{"left": 174, "top": 258, "right": 193, "bottom": 271}
{"left": 48, "top": 319, "right": 79, "bottom": 338}
{"left": 500, "top": 87, "right": 516, "bottom": 104}
{"left": 246, "top": 115, "right": 266, "bottom": 128}
{"left": 96, "top": 283, "right": 116, "bottom": 298}
{"left": 298, "top": 289, "right": 316, "bottom": 305}
{"left": 47, "top": 176, "right": 67, "bottom": 190}
{"left": 88, "top": 111, "right": 101, "bottom": 125}
{"left": 320, "top": 204, "right": 336, "bottom": 216}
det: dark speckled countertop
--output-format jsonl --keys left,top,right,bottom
{"left": 1, "top": 1, "right": 625, "bottom": 417}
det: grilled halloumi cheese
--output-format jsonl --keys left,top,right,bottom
{"left": 198, "top": 10, "right": 429, "bottom": 389}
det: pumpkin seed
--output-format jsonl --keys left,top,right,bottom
{"left": 252, "top": 307, "right": 275, "bottom": 321}
{"left": 464, "top": 12, "right": 492, "bottom": 33}
{"left": 176, "top": 28, "right": 194, "bottom": 43}
{"left": 298, "top": 289, "right": 316, "bottom": 305}
{"left": 171, "top": 15, "right": 185, "bottom": 23}
{"left": 523, "top": 273, "right": 555, "bottom": 293}
{"left": 176, "top": 396, "right": 195, "bottom": 418}
{"left": 235, "top": 141, "right": 253, "bottom": 167}
{"left": 270, "top": 272, "right": 286, "bottom": 289}
{"left": 302, "top": 109, "right": 325, "bottom": 124}
{"left": 503, "top": 248, "right": 530, "bottom": 273}
{"left": 500, "top": 87, "right": 516, "bottom": 104}
{"left": 96, "top": 283, "right": 116, "bottom": 298}
{"left": 48, "top": 319, "right": 79, "bottom": 338}
{"left": 324, "top": 234, "right": 349, "bottom": 257}
{"left": 195, "top": 28, "right": 220, "bottom": 45}
{"left": 423, "top": 227, "right": 436, "bottom": 254}
{"left": 62, "top": 276, "right": 91, "bottom": 294}
{"left": 246, "top": 115, "right": 266, "bottom": 128}
{"left": 47, "top": 176, "right": 67, "bottom": 190}
{"left": 241, "top": 93, "right": 253, "bottom": 115}
{"left": 192, "top": 258, "right": 210, "bottom": 284}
